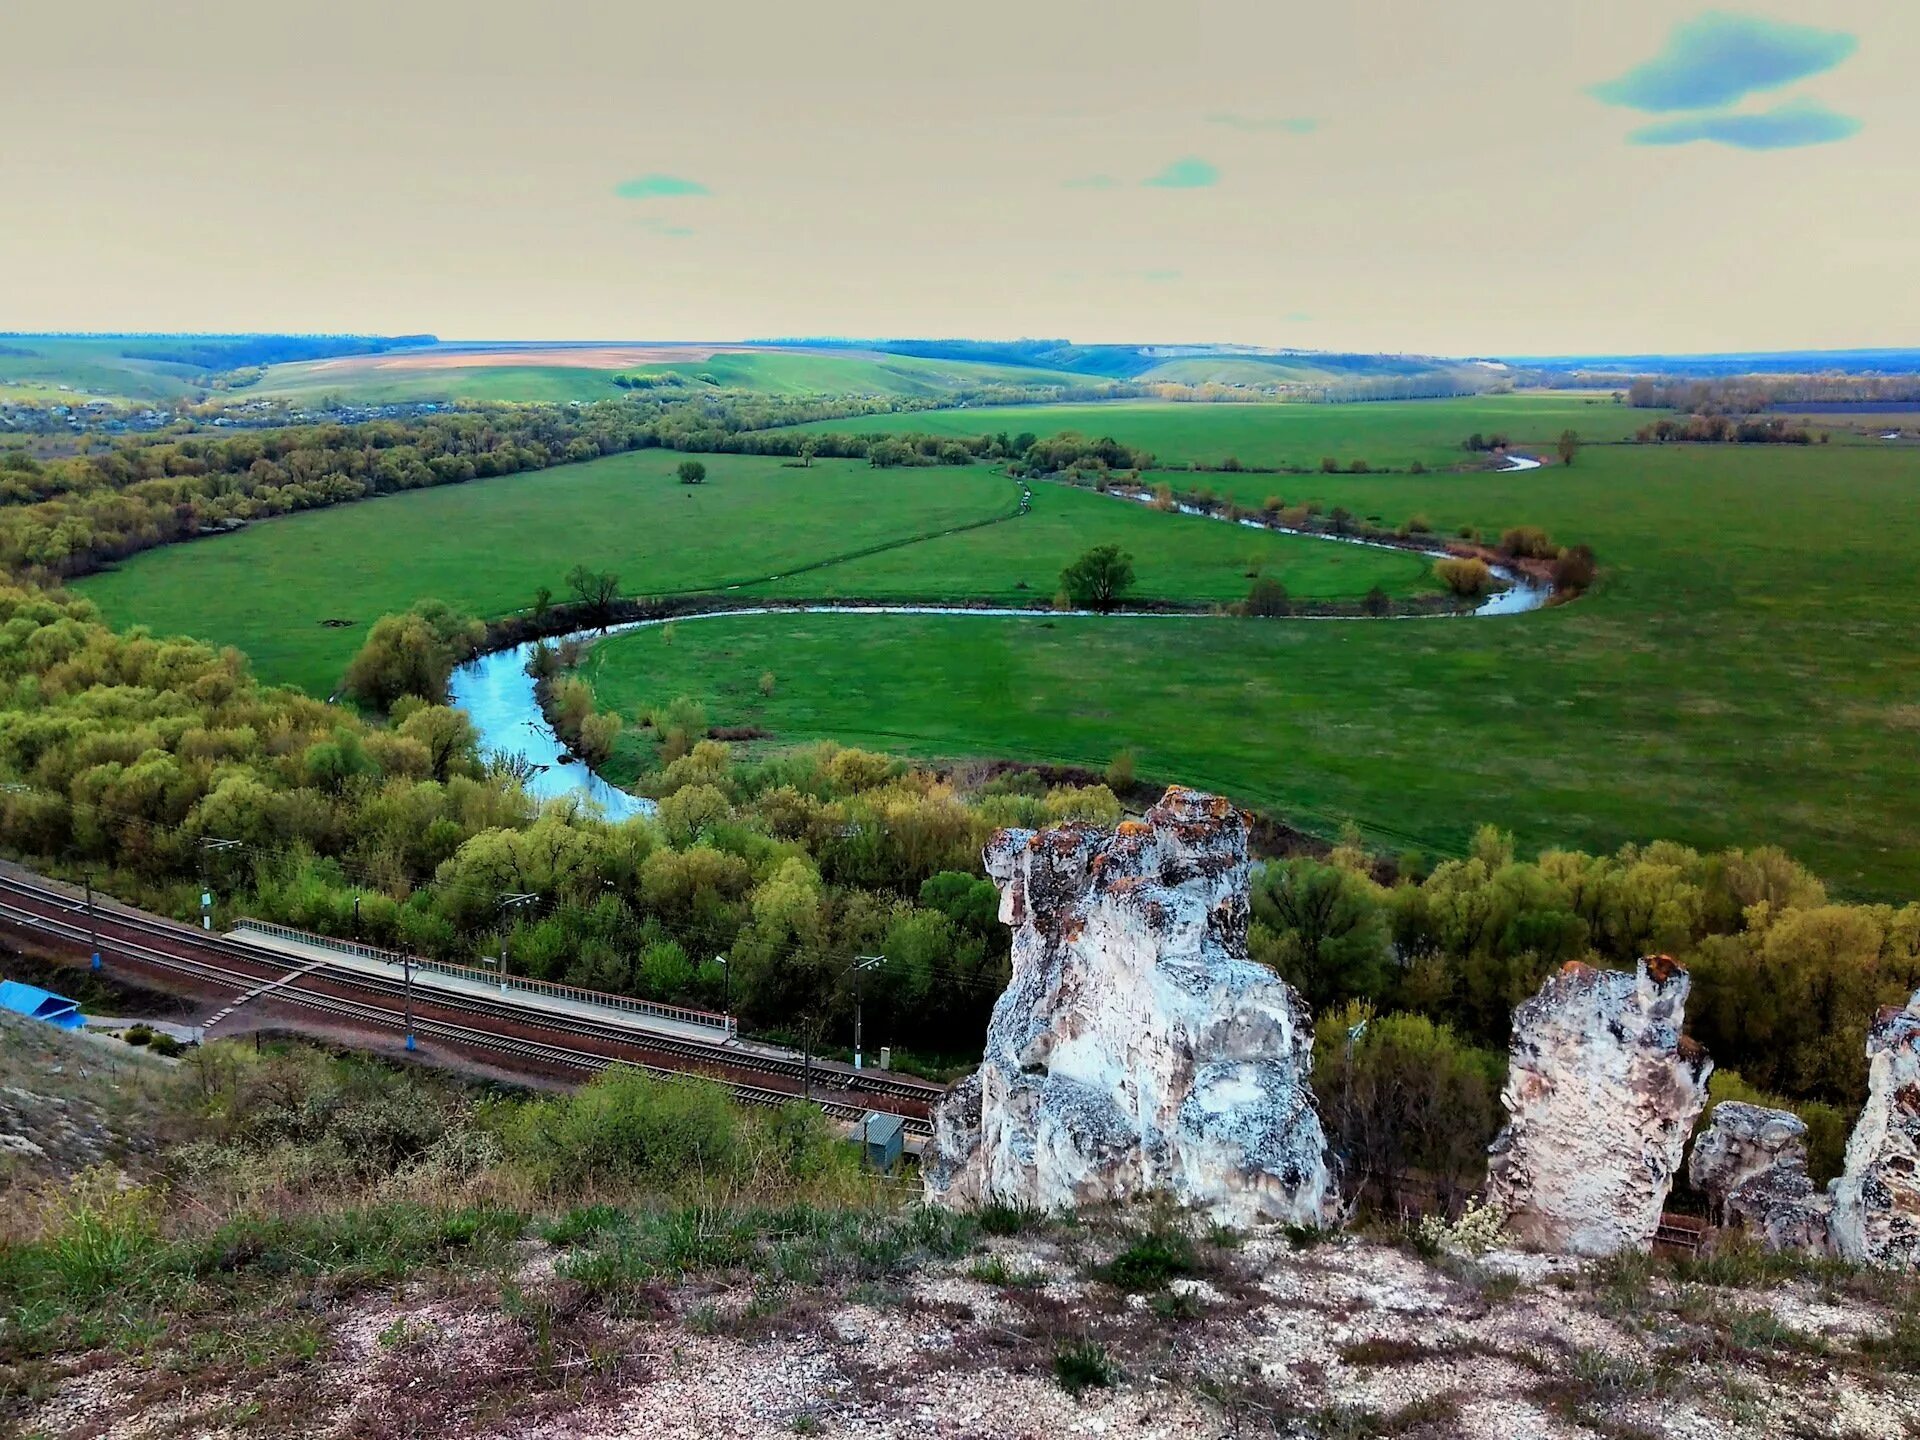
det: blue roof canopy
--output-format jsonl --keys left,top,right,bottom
{"left": 0, "top": 979, "right": 85, "bottom": 1030}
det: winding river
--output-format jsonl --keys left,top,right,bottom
{"left": 450, "top": 468, "right": 1554, "bottom": 814}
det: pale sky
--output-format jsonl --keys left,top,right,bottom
{"left": 2, "top": 1, "right": 1912, "bottom": 355}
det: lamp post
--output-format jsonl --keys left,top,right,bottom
{"left": 850, "top": 954, "right": 885, "bottom": 1071}
{"left": 85, "top": 873, "right": 100, "bottom": 971}
{"left": 496, "top": 893, "right": 537, "bottom": 994}
{"left": 714, "top": 955, "right": 729, "bottom": 1013}
{"left": 196, "top": 837, "right": 242, "bottom": 931}
{"left": 403, "top": 948, "right": 416, "bottom": 1052}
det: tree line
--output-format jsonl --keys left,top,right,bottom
{"left": 1631, "top": 415, "right": 1816, "bottom": 445}
{"left": 1627, "top": 374, "right": 1920, "bottom": 412}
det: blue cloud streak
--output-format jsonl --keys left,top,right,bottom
{"left": 615, "top": 174, "right": 710, "bottom": 199}
{"left": 1142, "top": 157, "right": 1220, "bottom": 189}
{"left": 1629, "top": 98, "right": 1861, "bottom": 150}
{"left": 1591, "top": 11, "right": 1856, "bottom": 112}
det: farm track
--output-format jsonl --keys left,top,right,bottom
{"left": 0, "top": 868, "right": 939, "bottom": 1134}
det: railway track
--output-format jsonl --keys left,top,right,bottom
{"left": 224, "top": 923, "right": 946, "bottom": 1105}
{"left": 0, "top": 869, "right": 939, "bottom": 1135}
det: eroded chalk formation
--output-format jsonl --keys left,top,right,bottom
{"left": 1689, "top": 1101, "right": 1831, "bottom": 1254}
{"left": 923, "top": 786, "right": 1332, "bottom": 1227}
{"left": 1485, "top": 956, "right": 1713, "bottom": 1257}
{"left": 1828, "top": 990, "right": 1920, "bottom": 1268}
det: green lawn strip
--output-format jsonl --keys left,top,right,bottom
{"left": 773, "top": 395, "right": 1669, "bottom": 471}
{"left": 586, "top": 443, "right": 1920, "bottom": 898}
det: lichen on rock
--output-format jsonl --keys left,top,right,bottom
{"left": 1689, "top": 1101, "right": 1831, "bottom": 1254}
{"left": 923, "top": 786, "right": 1332, "bottom": 1226}
{"left": 1828, "top": 989, "right": 1920, "bottom": 1268}
{"left": 1484, "top": 955, "right": 1713, "bottom": 1257}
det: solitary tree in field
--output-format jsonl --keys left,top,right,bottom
{"left": 1557, "top": 430, "right": 1580, "bottom": 467}
{"left": 1244, "top": 576, "right": 1291, "bottom": 617}
{"left": 678, "top": 459, "right": 707, "bottom": 485}
{"left": 565, "top": 564, "right": 621, "bottom": 627}
{"left": 798, "top": 439, "right": 816, "bottom": 469}
{"left": 1060, "top": 544, "right": 1135, "bottom": 613}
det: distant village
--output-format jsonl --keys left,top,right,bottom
{"left": 0, "top": 391, "right": 453, "bottom": 439}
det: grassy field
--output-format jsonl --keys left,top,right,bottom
{"left": 753, "top": 481, "right": 1430, "bottom": 604}
{"left": 0, "top": 338, "right": 202, "bottom": 402}
{"left": 776, "top": 394, "right": 1663, "bottom": 471}
{"left": 1131, "top": 355, "right": 1473, "bottom": 386}
{"left": 77, "top": 454, "right": 1014, "bottom": 694}
{"left": 242, "top": 347, "right": 1094, "bottom": 405}
{"left": 0, "top": 382, "right": 127, "bottom": 404}
{"left": 238, "top": 363, "right": 633, "bottom": 405}
{"left": 74, "top": 450, "right": 1422, "bottom": 695}
{"left": 585, "top": 443, "right": 1920, "bottom": 898}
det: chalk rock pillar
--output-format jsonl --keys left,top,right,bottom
{"left": 1828, "top": 991, "right": 1920, "bottom": 1268}
{"left": 923, "top": 786, "right": 1331, "bottom": 1227}
{"left": 1485, "top": 956, "right": 1713, "bottom": 1256}
{"left": 1689, "top": 1101, "right": 1831, "bottom": 1254}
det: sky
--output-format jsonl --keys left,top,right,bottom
{"left": 1, "top": 1, "right": 1912, "bottom": 356}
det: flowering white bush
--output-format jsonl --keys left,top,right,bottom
{"left": 1418, "top": 1197, "right": 1509, "bottom": 1256}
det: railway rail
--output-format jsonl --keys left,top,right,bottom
{"left": 0, "top": 868, "right": 939, "bottom": 1135}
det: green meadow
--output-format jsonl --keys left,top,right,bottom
{"left": 242, "top": 348, "right": 1093, "bottom": 405}
{"left": 76, "top": 454, "right": 1015, "bottom": 695}
{"left": 74, "top": 450, "right": 1421, "bottom": 697}
{"left": 0, "top": 337, "right": 204, "bottom": 402}
{"left": 586, "top": 443, "right": 1920, "bottom": 898}
{"left": 751, "top": 482, "right": 1429, "bottom": 604}
{"left": 777, "top": 394, "right": 1662, "bottom": 470}
{"left": 240, "top": 364, "right": 639, "bottom": 405}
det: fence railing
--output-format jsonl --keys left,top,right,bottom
{"left": 232, "top": 917, "right": 737, "bottom": 1038}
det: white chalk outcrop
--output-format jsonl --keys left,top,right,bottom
{"left": 1485, "top": 956, "right": 1713, "bottom": 1257}
{"left": 1689, "top": 1101, "right": 1831, "bottom": 1254}
{"left": 1828, "top": 990, "right": 1920, "bottom": 1268}
{"left": 923, "top": 787, "right": 1331, "bottom": 1227}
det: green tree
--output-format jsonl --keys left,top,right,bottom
{"left": 1689, "top": 901, "right": 1920, "bottom": 1104}
{"left": 342, "top": 600, "right": 484, "bottom": 710}
{"left": 919, "top": 871, "right": 1001, "bottom": 932}
{"left": 575, "top": 709, "right": 623, "bottom": 767}
{"left": 397, "top": 704, "right": 481, "bottom": 782}
{"left": 1556, "top": 430, "right": 1580, "bottom": 467}
{"left": 564, "top": 564, "right": 621, "bottom": 625}
{"left": 658, "top": 782, "right": 730, "bottom": 846}
{"left": 1248, "top": 858, "right": 1394, "bottom": 1012}
{"left": 1244, "top": 577, "right": 1291, "bottom": 616}
{"left": 1552, "top": 544, "right": 1597, "bottom": 593}
{"left": 677, "top": 459, "right": 707, "bottom": 485}
{"left": 1433, "top": 557, "right": 1493, "bottom": 598}
{"left": 1313, "top": 1003, "right": 1505, "bottom": 1212}
{"left": 1059, "top": 544, "right": 1135, "bottom": 613}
